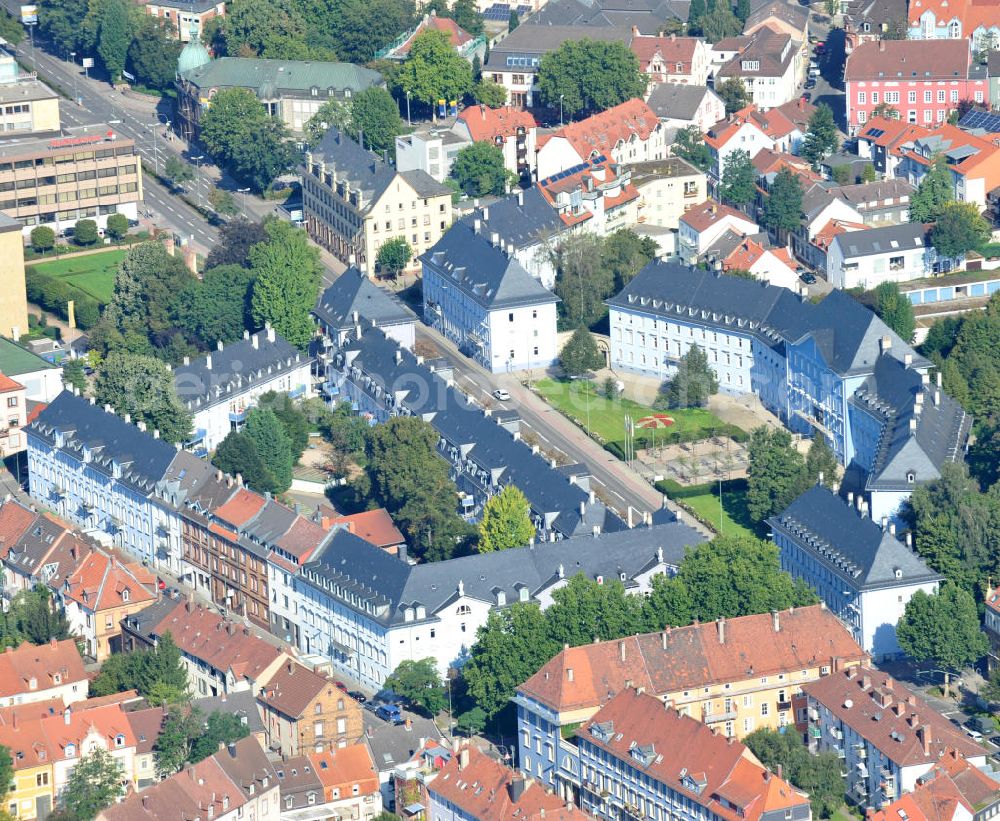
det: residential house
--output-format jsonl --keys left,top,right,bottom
{"left": 314, "top": 267, "right": 417, "bottom": 355}
{"left": 715, "top": 27, "right": 800, "bottom": 108}
{"left": 806, "top": 218, "right": 870, "bottom": 276}
{"left": 704, "top": 108, "right": 775, "bottom": 184}
{"left": 843, "top": 0, "right": 908, "bottom": 51}
{"left": 365, "top": 712, "right": 443, "bottom": 809}
{"left": 870, "top": 751, "right": 1000, "bottom": 821}
{"left": 173, "top": 327, "right": 313, "bottom": 454}
{"left": 645, "top": 83, "right": 725, "bottom": 131}
{"left": 256, "top": 659, "right": 363, "bottom": 757}
{"left": 392, "top": 739, "right": 452, "bottom": 817}
{"left": 804, "top": 667, "right": 986, "bottom": 806}
{"left": 309, "top": 744, "right": 382, "bottom": 821}
{"left": 294, "top": 515, "right": 703, "bottom": 689}
{"left": 718, "top": 235, "right": 799, "bottom": 288}
{"left": 791, "top": 183, "right": 866, "bottom": 275}
{"left": 576, "top": 688, "right": 813, "bottom": 821}
{"left": 536, "top": 159, "right": 641, "bottom": 238}
{"left": 429, "top": 745, "right": 591, "bottom": 821}
{"left": 0, "top": 707, "right": 54, "bottom": 820}
{"left": 211, "top": 735, "right": 282, "bottom": 821}
{"left": 606, "top": 263, "right": 972, "bottom": 518}
{"left": 393, "top": 126, "right": 469, "bottom": 186}
{"left": 630, "top": 33, "right": 711, "bottom": 85}
{"left": 190, "top": 690, "right": 266, "bottom": 752}
{"left": 421, "top": 220, "right": 559, "bottom": 372}
{"left": 837, "top": 178, "right": 915, "bottom": 225}
{"left": 273, "top": 754, "right": 326, "bottom": 816}
{"left": 0, "top": 639, "right": 87, "bottom": 707}
{"left": 61, "top": 549, "right": 157, "bottom": 661}
{"left": 484, "top": 25, "right": 632, "bottom": 109}
{"left": 678, "top": 200, "right": 759, "bottom": 264}
{"left": 0, "top": 337, "right": 61, "bottom": 403}
{"left": 303, "top": 129, "right": 453, "bottom": 276}
{"left": 907, "top": 0, "right": 1000, "bottom": 53}
{"left": 125, "top": 706, "right": 163, "bottom": 790}
{"left": 143, "top": 0, "right": 225, "bottom": 42}
{"left": 631, "top": 157, "right": 708, "bottom": 236}
{"left": 990, "top": 52, "right": 1000, "bottom": 111}
{"left": 535, "top": 99, "right": 668, "bottom": 179}
{"left": 770, "top": 485, "right": 941, "bottom": 658}
{"left": 843, "top": 40, "right": 988, "bottom": 135}
{"left": 175, "top": 56, "right": 384, "bottom": 139}
{"left": 0, "top": 373, "right": 25, "bottom": 457}
{"left": 856, "top": 117, "right": 931, "bottom": 176}
{"left": 378, "top": 12, "right": 484, "bottom": 62}
{"left": 452, "top": 105, "right": 538, "bottom": 181}
{"left": 826, "top": 222, "right": 929, "bottom": 289}
{"left": 530, "top": 0, "right": 690, "bottom": 35}
{"left": 515, "top": 604, "right": 867, "bottom": 794}
{"left": 744, "top": 1, "right": 809, "bottom": 46}
{"left": 328, "top": 510, "right": 406, "bottom": 554}
{"left": 0, "top": 50, "right": 61, "bottom": 137}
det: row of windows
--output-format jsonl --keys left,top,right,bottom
{"left": 0, "top": 146, "right": 134, "bottom": 172}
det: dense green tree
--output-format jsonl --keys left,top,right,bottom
{"left": 358, "top": 416, "right": 471, "bottom": 560}
{"left": 425, "top": 0, "right": 483, "bottom": 35}
{"left": 105, "top": 213, "right": 129, "bottom": 241}
{"left": 223, "top": 0, "right": 311, "bottom": 58}
{"left": 62, "top": 360, "right": 88, "bottom": 393}
{"left": 375, "top": 237, "right": 412, "bottom": 279}
{"left": 763, "top": 167, "right": 804, "bottom": 234}
{"left": 745, "top": 729, "right": 845, "bottom": 818}
{"left": 560, "top": 327, "right": 604, "bottom": 376}
{"left": 304, "top": 99, "right": 353, "bottom": 147}
{"left": 127, "top": 18, "right": 182, "bottom": 89}
{"left": 674, "top": 125, "right": 713, "bottom": 172}
{"left": 471, "top": 80, "right": 508, "bottom": 107}
{"left": 73, "top": 219, "right": 99, "bottom": 246}
{"left": 872, "top": 281, "right": 916, "bottom": 343}
{"left": 655, "top": 344, "right": 718, "bottom": 408}
{"left": 62, "top": 748, "right": 125, "bottom": 819}
{"left": 805, "top": 435, "right": 839, "bottom": 488}
{"left": 244, "top": 408, "right": 294, "bottom": 492}
{"left": 398, "top": 31, "right": 474, "bottom": 107}
{"left": 871, "top": 102, "right": 900, "bottom": 121}
{"left": 931, "top": 201, "right": 991, "bottom": 258}
{"left": 455, "top": 706, "right": 486, "bottom": 736}
{"left": 205, "top": 219, "right": 267, "bottom": 268}
{"left": 450, "top": 142, "right": 513, "bottom": 197}
{"left": 536, "top": 39, "right": 645, "bottom": 119}
{"left": 545, "top": 574, "right": 646, "bottom": 647}
{"left": 861, "top": 163, "right": 879, "bottom": 182}
{"left": 190, "top": 711, "right": 250, "bottom": 762}
{"left": 258, "top": 390, "right": 310, "bottom": 461}
{"left": 164, "top": 155, "right": 196, "bottom": 187}
{"left": 699, "top": 2, "right": 742, "bottom": 42}
{"left": 478, "top": 485, "right": 535, "bottom": 552}
{"left": 40, "top": 0, "right": 89, "bottom": 54}
{"left": 896, "top": 584, "right": 988, "bottom": 695}
{"left": 602, "top": 229, "right": 658, "bottom": 290}
{"left": 968, "top": 425, "right": 1000, "bottom": 489}
{"left": 212, "top": 431, "right": 274, "bottom": 492}
{"left": 200, "top": 88, "right": 297, "bottom": 191}
{"left": 386, "top": 659, "right": 447, "bottom": 715}
{"left": 716, "top": 77, "right": 749, "bottom": 115}
{"left": 318, "top": 401, "right": 369, "bottom": 460}
{"left": 746, "top": 426, "right": 809, "bottom": 522}
{"left": 172, "top": 265, "right": 254, "bottom": 348}
{"left": 249, "top": 220, "right": 322, "bottom": 348}
{"left": 153, "top": 708, "right": 203, "bottom": 776}
{"left": 95, "top": 353, "right": 192, "bottom": 443}
{"left": 801, "top": 104, "right": 839, "bottom": 166}
{"left": 0, "top": 586, "right": 71, "bottom": 648}
{"left": 687, "top": 0, "right": 707, "bottom": 33}
{"left": 321, "top": 0, "right": 418, "bottom": 63}
{"left": 30, "top": 226, "right": 56, "bottom": 253}
{"left": 910, "top": 155, "right": 954, "bottom": 222}
{"left": 90, "top": 632, "right": 187, "bottom": 702}
{"left": 97, "top": 0, "right": 131, "bottom": 82}
{"left": 351, "top": 87, "right": 405, "bottom": 153}
{"left": 208, "top": 188, "right": 239, "bottom": 216}
{"left": 720, "top": 149, "right": 756, "bottom": 206}
{"left": 552, "top": 234, "right": 616, "bottom": 330}
{"left": 462, "top": 604, "right": 559, "bottom": 718}
{"left": 735, "top": 0, "right": 750, "bottom": 22}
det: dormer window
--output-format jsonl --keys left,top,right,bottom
{"left": 28, "top": 678, "right": 36, "bottom": 691}
{"left": 53, "top": 674, "right": 61, "bottom": 685}
{"left": 907, "top": 471, "right": 916, "bottom": 484}
{"left": 121, "top": 589, "right": 130, "bottom": 602}
{"left": 65, "top": 744, "right": 76, "bottom": 758}
{"left": 114, "top": 734, "right": 125, "bottom": 748}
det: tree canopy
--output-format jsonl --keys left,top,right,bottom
{"left": 90, "top": 632, "right": 189, "bottom": 704}
{"left": 172, "top": 263, "right": 255, "bottom": 349}
{"left": 872, "top": 281, "right": 916, "bottom": 343}
{"left": 536, "top": 39, "right": 645, "bottom": 119}
{"left": 720, "top": 149, "right": 756, "bottom": 206}
{"left": 61, "top": 748, "right": 125, "bottom": 819}
{"left": 451, "top": 142, "right": 514, "bottom": 197}
{"left": 909, "top": 155, "right": 954, "bottom": 222}
{"left": 385, "top": 658, "right": 448, "bottom": 715}
{"left": 655, "top": 344, "right": 718, "bottom": 408}
{"left": 746, "top": 426, "right": 809, "bottom": 522}
{"left": 376, "top": 238, "right": 413, "bottom": 279}
{"left": 931, "top": 201, "right": 991, "bottom": 259}
{"left": 478, "top": 485, "right": 535, "bottom": 552}
{"left": 801, "top": 104, "right": 839, "bottom": 167}
{"left": 716, "top": 77, "right": 749, "bottom": 115}
{"left": 763, "top": 167, "right": 804, "bottom": 234}
{"left": 95, "top": 353, "right": 193, "bottom": 443}
{"left": 397, "top": 31, "right": 473, "bottom": 107}
{"left": 745, "top": 730, "right": 845, "bottom": 818}
{"left": 674, "top": 125, "right": 713, "bottom": 172}
{"left": 560, "top": 327, "right": 604, "bottom": 376}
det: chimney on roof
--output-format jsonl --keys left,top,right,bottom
{"left": 904, "top": 352, "right": 912, "bottom": 366}
{"left": 847, "top": 491, "right": 854, "bottom": 507}
{"left": 460, "top": 747, "right": 470, "bottom": 771}
{"left": 881, "top": 516, "right": 888, "bottom": 531}
{"left": 662, "top": 631, "right": 668, "bottom": 649}
{"left": 936, "top": 370, "right": 942, "bottom": 388}
{"left": 483, "top": 206, "right": 490, "bottom": 221}
{"left": 508, "top": 775, "right": 527, "bottom": 802}
{"left": 567, "top": 667, "right": 574, "bottom": 682}
{"left": 862, "top": 673, "right": 871, "bottom": 690}
{"left": 64, "top": 706, "right": 71, "bottom": 725}
{"left": 217, "top": 340, "right": 224, "bottom": 352}
{"left": 889, "top": 522, "right": 896, "bottom": 535}
{"left": 252, "top": 334, "right": 259, "bottom": 350}
{"left": 906, "top": 532, "right": 913, "bottom": 549}
{"left": 879, "top": 40, "right": 886, "bottom": 50}
{"left": 490, "top": 231, "right": 500, "bottom": 247}
{"left": 619, "top": 640, "right": 626, "bottom": 662}
{"left": 480, "top": 104, "right": 486, "bottom": 119}
{"left": 517, "top": 190, "right": 523, "bottom": 207}
{"left": 879, "top": 335, "right": 891, "bottom": 354}
{"left": 474, "top": 218, "right": 481, "bottom": 234}
{"left": 717, "top": 618, "right": 725, "bottom": 644}
{"left": 918, "top": 724, "right": 931, "bottom": 756}
{"left": 183, "top": 356, "right": 190, "bottom": 366}
{"left": 153, "top": 429, "right": 159, "bottom": 439}
{"left": 287, "top": 660, "right": 294, "bottom": 674}
{"left": 772, "top": 610, "right": 779, "bottom": 632}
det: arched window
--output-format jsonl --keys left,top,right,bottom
{"left": 456, "top": 604, "right": 471, "bottom": 616}
{"left": 949, "top": 19, "right": 961, "bottom": 37}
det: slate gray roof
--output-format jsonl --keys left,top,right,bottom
{"left": 172, "top": 329, "right": 311, "bottom": 413}
{"left": 311, "top": 129, "right": 449, "bottom": 215}
{"left": 530, "top": 0, "right": 690, "bottom": 30}
{"left": 836, "top": 178, "right": 914, "bottom": 208}
{"left": 422, "top": 221, "right": 559, "bottom": 311}
{"left": 315, "top": 267, "right": 416, "bottom": 333}
{"left": 364, "top": 713, "right": 443, "bottom": 772}
{"left": 831, "top": 222, "right": 926, "bottom": 259}
{"left": 301, "top": 515, "right": 704, "bottom": 626}
{"left": 645, "top": 84, "right": 715, "bottom": 121}
{"left": 769, "top": 485, "right": 940, "bottom": 590}
{"left": 179, "top": 57, "right": 383, "bottom": 97}
{"left": 190, "top": 690, "right": 265, "bottom": 736}
{"left": 28, "top": 392, "right": 182, "bottom": 495}
{"left": 717, "top": 29, "right": 794, "bottom": 79}
{"left": 463, "top": 188, "right": 568, "bottom": 250}
{"left": 485, "top": 24, "right": 633, "bottom": 70}
{"left": 122, "top": 598, "right": 181, "bottom": 646}
{"left": 745, "top": 0, "right": 809, "bottom": 34}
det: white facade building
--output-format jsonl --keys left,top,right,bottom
{"left": 827, "top": 223, "right": 929, "bottom": 289}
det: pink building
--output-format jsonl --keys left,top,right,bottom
{"left": 844, "top": 39, "right": 987, "bottom": 135}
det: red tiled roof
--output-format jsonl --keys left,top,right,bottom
{"left": 554, "top": 99, "right": 660, "bottom": 162}
{"left": 331, "top": 509, "right": 405, "bottom": 549}
{"left": 680, "top": 200, "right": 756, "bottom": 233}
{"left": 908, "top": 0, "right": 1000, "bottom": 31}
{"left": 393, "top": 14, "right": 474, "bottom": 57}
{"left": 723, "top": 237, "right": 769, "bottom": 271}
{"left": 519, "top": 605, "right": 866, "bottom": 713}
{"left": 705, "top": 106, "right": 767, "bottom": 150}
{"left": 0, "top": 373, "right": 23, "bottom": 393}
{"left": 41, "top": 702, "right": 136, "bottom": 759}
{"left": 630, "top": 34, "right": 699, "bottom": 72}
{"left": 257, "top": 659, "right": 338, "bottom": 719}
{"left": 871, "top": 750, "right": 1000, "bottom": 821}
{"left": 802, "top": 667, "right": 985, "bottom": 767}
{"left": 0, "top": 639, "right": 87, "bottom": 700}
{"left": 213, "top": 488, "right": 266, "bottom": 527}
{"left": 581, "top": 690, "right": 809, "bottom": 821}
{"left": 858, "top": 117, "right": 930, "bottom": 149}
{"left": 0, "top": 500, "right": 37, "bottom": 559}
{"left": 310, "top": 744, "right": 380, "bottom": 798}
{"left": 458, "top": 105, "right": 537, "bottom": 142}
{"left": 275, "top": 515, "right": 330, "bottom": 562}
{"left": 844, "top": 39, "right": 971, "bottom": 81}
{"left": 811, "top": 218, "right": 868, "bottom": 251}
{"left": 62, "top": 550, "right": 156, "bottom": 612}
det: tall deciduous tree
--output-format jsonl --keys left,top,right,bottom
{"left": 212, "top": 431, "right": 273, "bottom": 491}
{"left": 472, "top": 80, "right": 508, "bottom": 107}
{"left": 801, "top": 104, "right": 839, "bottom": 167}
{"left": 350, "top": 86, "right": 405, "bottom": 153}
{"left": 61, "top": 748, "right": 125, "bottom": 819}
{"left": 896, "top": 584, "right": 987, "bottom": 695}
{"left": 153, "top": 708, "right": 203, "bottom": 776}
{"left": 763, "top": 167, "right": 804, "bottom": 234}
{"left": 304, "top": 99, "right": 353, "bottom": 147}
{"left": 223, "top": 0, "right": 310, "bottom": 58}
{"left": 909, "top": 155, "right": 954, "bottom": 222}
{"left": 397, "top": 30, "right": 473, "bottom": 107}
{"left": 716, "top": 77, "right": 749, "bottom": 115}
{"left": 478, "top": 485, "right": 535, "bottom": 552}
{"left": 674, "top": 125, "right": 713, "bottom": 172}
{"left": 375, "top": 237, "right": 412, "bottom": 279}
{"left": 560, "top": 327, "right": 604, "bottom": 376}
{"left": 190, "top": 712, "right": 250, "bottom": 762}
{"left": 97, "top": 0, "right": 131, "bottom": 82}
{"left": 544, "top": 574, "right": 646, "bottom": 647}
{"left": 745, "top": 729, "right": 845, "bottom": 819}
{"left": 385, "top": 659, "right": 447, "bottom": 715}
{"left": 95, "top": 353, "right": 193, "bottom": 443}
{"left": 451, "top": 142, "right": 513, "bottom": 196}
{"left": 655, "top": 344, "right": 718, "bottom": 408}
{"left": 746, "top": 426, "right": 809, "bottom": 522}
{"left": 127, "top": 17, "right": 182, "bottom": 90}
{"left": 323, "top": 0, "right": 419, "bottom": 63}
{"left": 552, "top": 234, "right": 616, "bottom": 329}
{"left": 687, "top": 0, "right": 707, "bottom": 34}
{"left": 536, "top": 39, "right": 645, "bottom": 119}
{"left": 249, "top": 220, "right": 322, "bottom": 348}
{"left": 172, "top": 263, "right": 255, "bottom": 348}
{"left": 720, "top": 148, "right": 756, "bottom": 206}
{"left": 244, "top": 408, "right": 294, "bottom": 493}
{"left": 205, "top": 219, "right": 268, "bottom": 268}
{"left": 699, "top": 2, "right": 742, "bottom": 42}
{"left": 602, "top": 229, "right": 658, "bottom": 290}
{"left": 873, "top": 281, "right": 916, "bottom": 343}
{"left": 805, "top": 435, "right": 839, "bottom": 488}
{"left": 931, "top": 201, "right": 991, "bottom": 258}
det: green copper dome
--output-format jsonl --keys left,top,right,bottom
{"left": 177, "top": 22, "right": 211, "bottom": 78}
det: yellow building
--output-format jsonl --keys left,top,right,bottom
{"left": 0, "top": 213, "right": 27, "bottom": 340}
{"left": 0, "top": 712, "right": 54, "bottom": 820}
{"left": 631, "top": 157, "right": 708, "bottom": 231}
{"left": 0, "top": 80, "right": 60, "bottom": 137}
{"left": 303, "top": 128, "right": 453, "bottom": 276}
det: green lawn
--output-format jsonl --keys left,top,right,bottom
{"left": 534, "top": 378, "right": 730, "bottom": 446}
{"left": 677, "top": 484, "right": 759, "bottom": 540}
{"left": 27, "top": 249, "right": 127, "bottom": 304}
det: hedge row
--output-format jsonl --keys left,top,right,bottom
{"left": 25, "top": 268, "right": 100, "bottom": 329}
{"left": 655, "top": 476, "right": 749, "bottom": 500}
{"left": 602, "top": 423, "right": 749, "bottom": 460}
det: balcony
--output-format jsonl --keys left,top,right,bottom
{"left": 777, "top": 701, "right": 792, "bottom": 712}
{"left": 229, "top": 407, "right": 248, "bottom": 423}
{"left": 288, "top": 384, "right": 306, "bottom": 399}
{"left": 703, "top": 707, "right": 737, "bottom": 723}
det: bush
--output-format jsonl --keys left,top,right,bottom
{"left": 30, "top": 226, "right": 55, "bottom": 253}
{"left": 73, "top": 219, "right": 99, "bottom": 246}
{"left": 73, "top": 296, "right": 101, "bottom": 329}
{"left": 25, "top": 269, "right": 102, "bottom": 328}
{"left": 106, "top": 213, "right": 129, "bottom": 241}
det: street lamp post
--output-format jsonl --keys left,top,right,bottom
{"left": 559, "top": 94, "right": 564, "bottom": 127}
{"left": 237, "top": 187, "right": 250, "bottom": 216}
{"left": 406, "top": 92, "right": 412, "bottom": 126}
{"left": 70, "top": 52, "right": 78, "bottom": 104}
{"left": 191, "top": 154, "right": 204, "bottom": 209}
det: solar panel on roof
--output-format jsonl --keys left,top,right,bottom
{"left": 867, "top": 128, "right": 885, "bottom": 138}
{"left": 958, "top": 110, "right": 1000, "bottom": 134}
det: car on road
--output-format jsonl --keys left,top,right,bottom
{"left": 348, "top": 691, "right": 367, "bottom": 704}
{"left": 967, "top": 728, "right": 984, "bottom": 742}
{"left": 333, "top": 680, "right": 347, "bottom": 692}
{"left": 375, "top": 703, "right": 405, "bottom": 724}
{"left": 801, "top": 92, "right": 812, "bottom": 102}
{"left": 799, "top": 271, "right": 817, "bottom": 284}
{"left": 493, "top": 388, "right": 511, "bottom": 401}
{"left": 805, "top": 78, "right": 817, "bottom": 89}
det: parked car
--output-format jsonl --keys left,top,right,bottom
{"left": 334, "top": 680, "right": 348, "bottom": 692}
{"left": 375, "top": 703, "right": 405, "bottom": 724}
{"left": 967, "top": 728, "right": 984, "bottom": 742}
{"left": 348, "top": 691, "right": 367, "bottom": 704}
{"left": 805, "top": 78, "right": 817, "bottom": 89}
{"left": 799, "top": 271, "right": 817, "bottom": 284}
{"left": 493, "top": 388, "right": 511, "bottom": 401}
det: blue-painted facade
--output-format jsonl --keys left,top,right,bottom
{"left": 515, "top": 693, "right": 574, "bottom": 791}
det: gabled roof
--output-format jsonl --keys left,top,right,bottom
{"left": 579, "top": 690, "right": 810, "bottom": 821}
{"left": 62, "top": 550, "right": 157, "bottom": 612}
{"left": 803, "top": 667, "right": 984, "bottom": 766}
{"left": 680, "top": 200, "right": 758, "bottom": 234}
{"left": 0, "top": 337, "right": 59, "bottom": 378}
{"left": 519, "top": 605, "right": 865, "bottom": 713}
{"left": 190, "top": 689, "right": 265, "bottom": 736}
{"left": 0, "top": 499, "right": 38, "bottom": 560}
{"left": 704, "top": 106, "right": 771, "bottom": 150}
{"left": 389, "top": 13, "right": 475, "bottom": 59}
{"left": 0, "top": 372, "right": 23, "bottom": 394}
{"left": 331, "top": 509, "right": 405, "bottom": 549}
{"left": 630, "top": 33, "right": 702, "bottom": 70}
{"left": 551, "top": 98, "right": 661, "bottom": 162}
{"left": 314, "top": 267, "right": 416, "bottom": 333}
{"left": 811, "top": 218, "right": 869, "bottom": 252}
{"left": 831, "top": 221, "right": 926, "bottom": 258}
{"left": 457, "top": 105, "right": 537, "bottom": 142}
{"left": 0, "top": 639, "right": 87, "bottom": 700}
{"left": 309, "top": 744, "right": 379, "bottom": 794}
{"left": 485, "top": 24, "right": 632, "bottom": 68}
{"left": 844, "top": 39, "right": 972, "bottom": 81}
{"left": 645, "top": 83, "right": 718, "bottom": 121}
{"left": 769, "top": 485, "right": 940, "bottom": 590}
{"left": 257, "top": 660, "right": 339, "bottom": 720}
{"left": 858, "top": 116, "right": 930, "bottom": 150}
{"left": 717, "top": 27, "right": 795, "bottom": 79}
{"left": 462, "top": 187, "right": 569, "bottom": 251}
{"left": 422, "top": 221, "right": 559, "bottom": 311}
{"left": 745, "top": 0, "right": 809, "bottom": 34}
